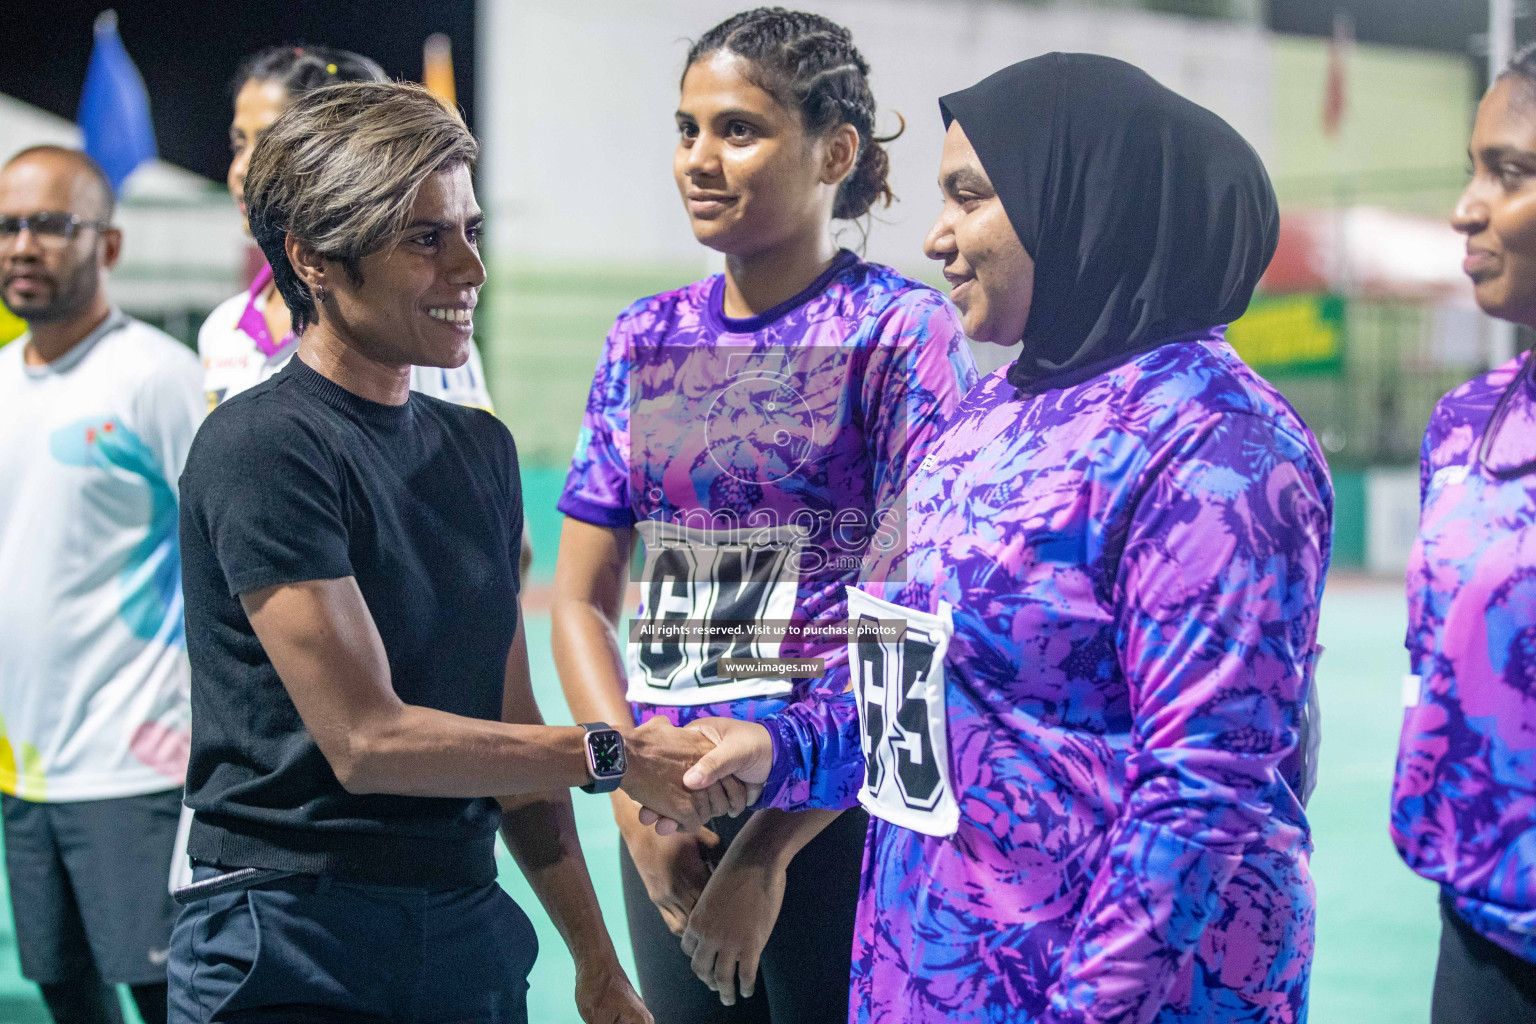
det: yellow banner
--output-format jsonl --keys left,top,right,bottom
{"left": 0, "top": 303, "right": 25, "bottom": 347}
{"left": 1228, "top": 293, "right": 1345, "bottom": 374}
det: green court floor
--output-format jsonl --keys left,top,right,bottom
{"left": 0, "top": 581, "right": 1438, "bottom": 1023}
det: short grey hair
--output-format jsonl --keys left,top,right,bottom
{"left": 243, "top": 81, "right": 479, "bottom": 334}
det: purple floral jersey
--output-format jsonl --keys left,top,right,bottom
{"left": 760, "top": 332, "right": 1332, "bottom": 1024}
{"left": 559, "top": 250, "right": 978, "bottom": 729}
{"left": 1392, "top": 351, "right": 1536, "bottom": 963}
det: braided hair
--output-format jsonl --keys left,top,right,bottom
{"left": 232, "top": 44, "right": 386, "bottom": 99}
{"left": 685, "top": 8, "right": 900, "bottom": 221}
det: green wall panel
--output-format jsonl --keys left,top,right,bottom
{"left": 1331, "top": 468, "right": 1366, "bottom": 569}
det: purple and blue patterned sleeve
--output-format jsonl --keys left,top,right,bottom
{"left": 758, "top": 689, "right": 865, "bottom": 810}
{"left": 757, "top": 292, "right": 977, "bottom": 811}
{"left": 1418, "top": 402, "right": 1444, "bottom": 505}
{"left": 1043, "top": 414, "right": 1331, "bottom": 1024}
{"left": 862, "top": 290, "right": 978, "bottom": 525}
{"left": 558, "top": 313, "right": 635, "bottom": 528}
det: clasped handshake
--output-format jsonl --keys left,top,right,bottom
{"left": 616, "top": 717, "right": 776, "bottom": 832}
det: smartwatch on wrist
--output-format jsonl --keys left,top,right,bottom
{"left": 579, "top": 722, "right": 627, "bottom": 794}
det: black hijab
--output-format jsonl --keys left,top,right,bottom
{"left": 940, "top": 53, "right": 1280, "bottom": 392}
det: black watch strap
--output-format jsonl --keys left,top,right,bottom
{"left": 579, "top": 722, "right": 625, "bottom": 794}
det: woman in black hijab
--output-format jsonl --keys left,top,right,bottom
{"left": 669, "top": 52, "right": 1334, "bottom": 1023}
{"left": 942, "top": 51, "right": 1283, "bottom": 388}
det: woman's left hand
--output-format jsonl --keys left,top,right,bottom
{"left": 681, "top": 851, "right": 787, "bottom": 1006}
{"left": 574, "top": 953, "right": 653, "bottom": 1024}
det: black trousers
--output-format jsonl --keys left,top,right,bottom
{"left": 1433, "top": 889, "right": 1536, "bottom": 1023}
{"left": 620, "top": 806, "right": 867, "bottom": 1024}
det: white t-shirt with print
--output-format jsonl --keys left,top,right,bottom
{"left": 0, "top": 312, "right": 204, "bottom": 802}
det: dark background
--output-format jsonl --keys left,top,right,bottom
{"left": 0, "top": 1, "right": 1499, "bottom": 182}
{"left": 1, "top": 1, "right": 475, "bottom": 181}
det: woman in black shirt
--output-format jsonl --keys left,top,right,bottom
{"left": 172, "top": 81, "right": 743, "bottom": 1024}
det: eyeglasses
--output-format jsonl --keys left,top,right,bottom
{"left": 0, "top": 212, "right": 111, "bottom": 249}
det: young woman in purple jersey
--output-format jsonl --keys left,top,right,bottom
{"left": 553, "top": 8, "right": 977, "bottom": 1021}
{"left": 672, "top": 54, "right": 1332, "bottom": 1024}
{"left": 1390, "top": 45, "right": 1536, "bottom": 1023}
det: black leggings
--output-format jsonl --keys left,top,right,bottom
{"left": 620, "top": 806, "right": 867, "bottom": 1024}
{"left": 1433, "top": 889, "right": 1536, "bottom": 1023}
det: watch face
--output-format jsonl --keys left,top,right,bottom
{"left": 588, "top": 730, "right": 626, "bottom": 777}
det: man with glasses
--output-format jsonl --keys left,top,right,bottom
{"left": 0, "top": 145, "right": 202, "bottom": 1024}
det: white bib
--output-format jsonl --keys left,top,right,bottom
{"left": 626, "top": 520, "right": 806, "bottom": 705}
{"left": 846, "top": 588, "right": 960, "bottom": 837}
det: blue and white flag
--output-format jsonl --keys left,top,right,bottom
{"left": 77, "top": 10, "right": 157, "bottom": 191}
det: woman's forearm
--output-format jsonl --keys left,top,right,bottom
{"left": 500, "top": 791, "right": 619, "bottom": 965}
{"left": 340, "top": 705, "right": 590, "bottom": 797}
{"left": 244, "top": 576, "right": 593, "bottom": 799}
{"left": 343, "top": 690, "right": 722, "bottom": 827}
{"left": 553, "top": 598, "right": 637, "bottom": 729}
{"left": 722, "top": 807, "right": 846, "bottom": 871}
{"left": 552, "top": 518, "right": 637, "bottom": 730}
